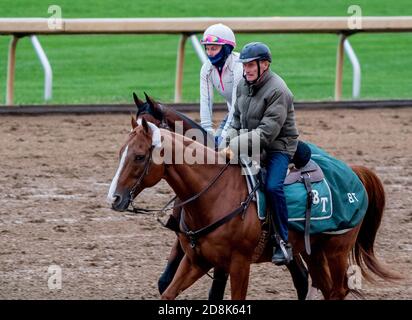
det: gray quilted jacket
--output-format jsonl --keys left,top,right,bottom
{"left": 226, "top": 69, "right": 299, "bottom": 158}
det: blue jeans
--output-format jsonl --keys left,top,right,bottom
{"left": 265, "top": 152, "right": 291, "bottom": 242}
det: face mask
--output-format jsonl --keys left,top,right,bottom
{"left": 208, "top": 48, "right": 225, "bottom": 65}
{"left": 207, "top": 45, "right": 234, "bottom": 68}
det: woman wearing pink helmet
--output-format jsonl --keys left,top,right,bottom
{"left": 157, "top": 24, "right": 242, "bottom": 300}
{"left": 199, "top": 23, "right": 244, "bottom": 148}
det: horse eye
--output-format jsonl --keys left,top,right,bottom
{"left": 134, "top": 155, "right": 145, "bottom": 162}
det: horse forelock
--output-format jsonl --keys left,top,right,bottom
{"left": 128, "top": 125, "right": 151, "bottom": 149}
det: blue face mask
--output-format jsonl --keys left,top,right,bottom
{"left": 207, "top": 45, "right": 234, "bottom": 70}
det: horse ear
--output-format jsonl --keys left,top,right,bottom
{"left": 144, "top": 92, "right": 157, "bottom": 108}
{"left": 141, "top": 117, "right": 149, "bottom": 133}
{"left": 131, "top": 114, "right": 138, "bottom": 129}
{"left": 133, "top": 92, "right": 145, "bottom": 109}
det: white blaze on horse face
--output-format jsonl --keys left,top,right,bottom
{"left": 107, "top": 145, "right": 129, "bottom": 204}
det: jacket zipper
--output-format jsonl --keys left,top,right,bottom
{"left": 217, "top": 67, "right": 225, "bottom": 91}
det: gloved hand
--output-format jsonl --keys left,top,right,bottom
{"left": 220, "top": 147, "right": 234, "bottom": 161}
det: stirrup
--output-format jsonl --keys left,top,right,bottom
{"left": 272, "top": 240, "right": 293, "bottom": 265}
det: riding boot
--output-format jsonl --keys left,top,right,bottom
{"left": 208, "top": 269, "right": 229, "bottom": 300}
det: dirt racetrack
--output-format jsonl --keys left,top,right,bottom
{"left": 0, "top": 108, "right": 411, "bottom": 300}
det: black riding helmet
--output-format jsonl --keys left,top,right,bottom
{"left": 237, "top": 42, "right": 272, "bottom": 63}
{"left": 237, "top": 42, "right": 272, "bottom": 84}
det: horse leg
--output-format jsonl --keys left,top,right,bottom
{"left": 161, "top": 254, "right": 207, "bottom": 300}
{"left": 325, "top": 252, "right": 350, "bottom": 300}
{"left": 286, "top": 254, "right": 309, "bottom": 300}
{"left": 304, "top": 250, "right": 333, "bottom": 300}
{"left": 208, "top": 268, "right": 229, "bottom": 300}
{"left": 229, "top": 255, "right": 251, "bottom": 300}
{"left": 158, "top": 236, "right": 184, "bottom": 294}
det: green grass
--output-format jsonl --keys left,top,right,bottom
{"left": 0, "top": 0, "right": 411, "bottom": 104}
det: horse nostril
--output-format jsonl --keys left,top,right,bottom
{"left": 112, "top": 194, "right": 122, "bottom": 207}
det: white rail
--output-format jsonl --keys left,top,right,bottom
{"left": 1, "top": 17, "right": 411, "bottom": 104}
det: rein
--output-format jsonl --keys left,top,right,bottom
{"left": 127, "top": 156, "right": 232, "bottom": 223}
{"left": 127, "top": 146, "right": 259, "bottom": 250}
{"left": 130, "top": 107, "right": 257, "bottom": 249}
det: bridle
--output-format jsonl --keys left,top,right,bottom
{"left": 127, "top": 145, "right": 232, "bottom": 216}
{"left": 128, "top": 145, "right": 155, "bottom": 202}
{"left": 126, "top": 149, "right": 259, "bottom": 250}
{"left": 127, "top": 111, "right": 259, "bottom": 250}
{"left": 137, "top": 103, "right": 170, "bottom": 130}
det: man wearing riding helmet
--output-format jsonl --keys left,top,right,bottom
{"left": 225, "top": 42, "right": 299, "bottom": 266}
{"left": 199, "top": 23, "right": 243, "bottom": 148}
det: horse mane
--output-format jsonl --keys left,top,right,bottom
{"left": 159, "top": 103, "right": 213, "bottom": 144}
{"left": 173, "top": 109, "right": 208, "bottom": 135}
{"left": 135, "top": 94, "right": 214, "bottom": 145}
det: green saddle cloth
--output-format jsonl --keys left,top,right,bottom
{"left": 256, "top": 142, "right": 368, "bottom": 234}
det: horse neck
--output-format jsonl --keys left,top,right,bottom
{"left": 161, "top": 132, "right": 243, "bottom": 229}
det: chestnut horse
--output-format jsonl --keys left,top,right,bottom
{"left": 133, "top": 93, "right": 308, "bottom": 300}
{"left": 108, "top": 117, "right": 398, "bottom": 300}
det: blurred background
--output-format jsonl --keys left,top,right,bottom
{"left": 0, "top": 0, "right": 411, "bottom": 105}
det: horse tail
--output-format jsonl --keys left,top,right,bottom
{"left": 351, "top": 165, "right": 401, "bottom": 282}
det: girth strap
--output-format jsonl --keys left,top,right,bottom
{"left": 302, "top": 173, "right": 313, "bottom": 255}
{"left": 180, "top": 182, "right": 261, "bottom": 248}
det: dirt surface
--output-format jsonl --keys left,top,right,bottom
{"left": 0, "top": 108, "right": 411, "bottom": 300}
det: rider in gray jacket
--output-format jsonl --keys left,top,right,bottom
{"left": 226, "top": 42, "right": 299, "bottom": 265}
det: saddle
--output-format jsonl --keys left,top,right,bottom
{"left": 258, "top": 159, "right": 324, "bottom": 187}
{"left": 241, "top": 150, "right": 325, "bottom": 255}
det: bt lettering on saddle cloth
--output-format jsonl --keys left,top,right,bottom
{"left": 286, "top": 176, "right": 333, "bottom": 225}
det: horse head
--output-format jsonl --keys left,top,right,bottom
{"left": 107, "top": 117, "right": 164, "bottom": 211}
{"left": 133, "top": 92, "right": 164, "bottom": 127}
